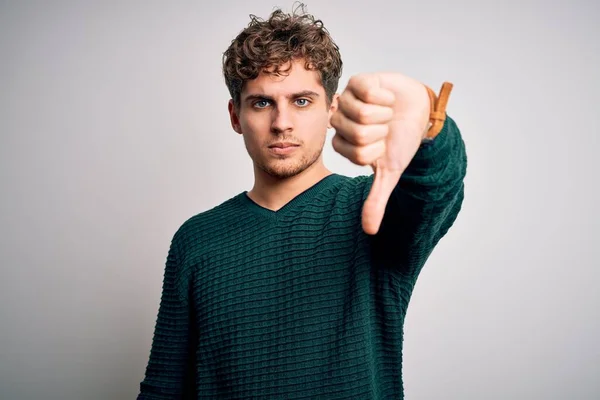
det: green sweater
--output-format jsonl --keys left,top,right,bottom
{"left": 138, "top": 115, "right": 467, "bottom": 399}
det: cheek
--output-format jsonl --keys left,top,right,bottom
{"left": 239, "top": 117, "right": 267, "bottom": 152}
{"left": 303, "top": 111, "right": 330, "bottom": 135}
{"left": 240, "top": 113, "right": 269, "bottom": 134}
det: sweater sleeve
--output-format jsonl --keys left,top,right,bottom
{"left": 369, "top": 114, "right": 467, "bottom": 277}
{"left": 137, "top": 233, "right": 196, "bottom": 399}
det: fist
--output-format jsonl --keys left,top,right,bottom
{"left": 331, "top": 72, "right": 431, "bottom": 234}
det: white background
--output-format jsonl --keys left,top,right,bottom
{"left": 1, "top": 0, "right": 598, "bottom": 398}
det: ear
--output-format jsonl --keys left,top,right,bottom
{"left": 228, "top": 99, "right": 243, "bottom": 134}
{"left": 327, "top": 93, "right": 340, "bottom": 129}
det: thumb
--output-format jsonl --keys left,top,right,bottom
{"left": 362, "top": 161, "right": 402, "bottom": 235}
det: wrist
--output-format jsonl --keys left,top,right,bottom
{"left": 421, "top": 121, "right": 434, "bottom": 142}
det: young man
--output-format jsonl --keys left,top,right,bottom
{"left": 138, "top": 6, "right": 467, "bottom": 400}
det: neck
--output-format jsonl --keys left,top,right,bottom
{"left": 247, "top": 160, "right": 332, "bottom": 212}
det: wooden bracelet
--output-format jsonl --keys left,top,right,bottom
{"left": 424, "top": 82, "right": 454, "bottom": 139}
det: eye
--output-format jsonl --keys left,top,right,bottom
{"left": 295, "top": 98, "right": 310, "bottom": 107}
{"left": 253, "top": 100, "right": 270, "bottom": 109}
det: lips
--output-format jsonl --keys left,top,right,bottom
{"left": 268, "top": 142, "right": 300, "bottom": 155}
{"left": 269, "top": 143, "right": 300, "bottom": 149}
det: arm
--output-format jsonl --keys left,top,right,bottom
{"left": 369, "top": 114, "right": 467, "bottom": 276}
{"left": 138, "top": 234, "right": 196, "bottom": 399}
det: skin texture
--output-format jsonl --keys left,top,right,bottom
{"left": 228, "top": 58, "right": 339, "bottom": 212}
{"left": 331, "top": 72, "right": 430, "bottom": 234}
{"left": 229, "top": 58, "right": 431, "bottom": 234}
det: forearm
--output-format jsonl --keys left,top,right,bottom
{"left": 372, "top": 115, "right": 467, "bottom": 276}
{"left": 396, "top": 114, "right": 466, "bottom": 203}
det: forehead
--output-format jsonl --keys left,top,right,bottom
{"left": 243, "top": 59, "right": 324, "bottom": 96}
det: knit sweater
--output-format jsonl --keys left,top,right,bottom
{"left": 138, "top": 115, "right": 467, "bottom": 399}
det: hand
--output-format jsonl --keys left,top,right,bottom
{"left": 330, "top": 72, "right": 431, "bottom": 235}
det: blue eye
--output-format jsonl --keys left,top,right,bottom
{"left": 254, "top": 100, "right": 270, "bottom": 109}
{"left": 295, "top": 99, "right": 310, "bottom": 107}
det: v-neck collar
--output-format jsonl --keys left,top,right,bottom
{"left": 238, "top": 173, "right": 342, "bottom": 221}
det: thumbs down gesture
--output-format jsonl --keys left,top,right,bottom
{"left": 331, "top": 72, "right": 433, "bottom": 235}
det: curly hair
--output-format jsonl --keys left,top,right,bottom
{"left": 222, "top": 3, "right": 343, "bottom": 109}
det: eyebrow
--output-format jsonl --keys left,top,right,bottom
{"left": 243, "top": 90, "right": 320, "bottom": 103}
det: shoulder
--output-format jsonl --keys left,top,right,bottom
{"left": 168, "top": 193, "right": 244, "bottom": 264}
{"left": 332, "top": 173, "right": 374, "bottom": 202}
{"left": 306, "top": 173, "right": 374, "bottom": 218}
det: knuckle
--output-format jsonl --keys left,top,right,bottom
{"left": 353, "top": 127, "right": 368, "bottom": 146}
{"left": 349, "top": 75, "right": 368, "bottom": 96}
{"left": 365, "top": 85, "right": 381, "bottom": 104}
{"left": 331, "top": 133, "right": 340, "bottom": 150}
{"left": 330, "top": 113, "right": 339, "bottom": 128}
{"left": 352, "top": 150, "right": 362, "bottom": 165}
{"left": 354, "top": 149, "right": 369, "bottom": 166}
{"left": 356, "top": 106, "right": 371, "bottom": 124}
{"left": 373, "top": 124, "right": 388, "bottom": 140}
{"left": 362, "top": 88, "right": 373, "bottom": 104}
{"left": 337, "top": 95, "right": 349, "bottom": 113}
{"left": 343, "top": 93, "right": 355, "bottom": 108}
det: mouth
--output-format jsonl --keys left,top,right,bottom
{"left": 268, "top": 143, "right": 300, "bottom": 149}
{"left": 268, "top": 143, "right": 300, "bottom": 155}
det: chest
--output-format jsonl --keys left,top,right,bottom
{"left": 191, "top": 221, "right": 371, "bottom": 346}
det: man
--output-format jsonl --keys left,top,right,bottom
{"left": 138, "top": 5, "right": 466, "bottom": 399}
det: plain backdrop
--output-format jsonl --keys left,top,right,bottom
{"left": 1, "top": 0, "right": 598, "bottom": 399}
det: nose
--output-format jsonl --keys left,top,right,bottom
{"left": 270, "top": 104, "right": 293, "bottom": 133}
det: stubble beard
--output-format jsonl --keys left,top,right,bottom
{"left": 257, "top": 139, "right": 325, "bottom": 180}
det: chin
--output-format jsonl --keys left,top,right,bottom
{"left": 253, "top": 146, "right": 324, "bottom": 180}
{"left": 257, "top": 154, "right": 311, "bottom": 179}
{"left": 262, "top": 162, "right": 307, "bottom": 179}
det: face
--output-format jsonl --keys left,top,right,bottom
{"left": 228, "top": 58, "right": 338, "bottom": 180}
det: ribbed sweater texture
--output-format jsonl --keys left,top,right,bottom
{"left": 138, "top": 115, "right": 467, "bottom": 399}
